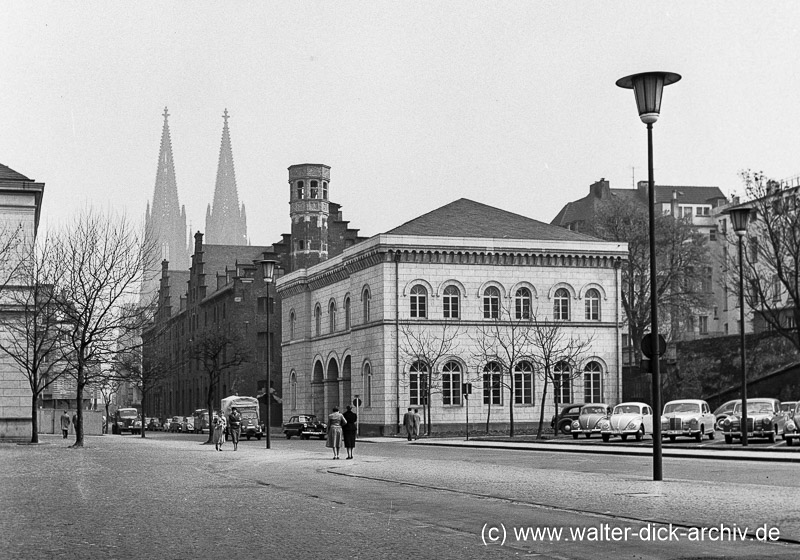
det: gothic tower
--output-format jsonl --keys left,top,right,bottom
{"left": 205, "top": 109, "right": 247, "bottom": 245}
{"left": 289, "top": 164, "right": 330, "bottom": 270}
{"left": 143, "top": 107, "right": 190, "bottom": 299}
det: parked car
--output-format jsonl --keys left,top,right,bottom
{"left": 779, "top": 401, "right": 797, "bottom": 418}
{"left": 551, "top": 403, "right": 583, "bottom": 435}
{"left": 168, "top": 416, "right": 183, "bottom": 432}
{"left": 599, "top": 402, "right": 654, "bottom": 442}
{"left": 283, "top": 414, "right": 327, "bottom": 439}
{"left": 720, "top": 398, "right": 785, "bottom": 444}
{"left": 181, "top": 416, "right": 195, "bottom": 433}
{"left": 192, "top": 409, "right": 210, "bottom": 434}
{"left": 785, "top": 401, "right": 800, "bottom": 446}
{"left": 571, "top": 403, "right": 611, "bottom": 439}
{"left": 712, "top": 400, "right": 738, "bottom": 431}
{"left": 146, "top": 417, "right": 160, "bottom": 431}
{"left": 661, "top": 399, "right": 715, "bottom": 441}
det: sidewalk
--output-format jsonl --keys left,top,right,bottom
{"left": 360, "top": 436, "right": 800, "bottom": 463}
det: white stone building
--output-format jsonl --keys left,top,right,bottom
{"left": 277, "top": 199, "right": 628, "bottom": 435}
{"left": 0, "top": 163, "right": 44, "bottom": 440}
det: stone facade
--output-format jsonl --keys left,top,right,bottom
{"left": 0, "top": 163, "right": 44, "bottom": 440}
{"left": 278, "top": 201, "right": 627, "bottom": 436}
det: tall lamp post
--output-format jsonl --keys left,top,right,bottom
{"left": 728, "top": 207, "right": 752, "bottom": 446}
{"left": 259, "top": 259, "right": 278, "bottom": 449}
{"left": 617, "top": 71, "right": 681, "bottom": 482}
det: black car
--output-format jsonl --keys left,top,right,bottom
{"left": 283, "top": 414, "right": 327, "bottom": 440}
{"left": 551, "top": 403, "right": 583, "bottom": 435}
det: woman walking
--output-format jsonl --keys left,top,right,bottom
{"left": 326, "top": 406, "right": 347, "bottom": 459}
{"left": 342, "top": 405, "right": 358, "bottom": 459}
{"left": 213, "top": 411, "right": 226, "bottom": 451}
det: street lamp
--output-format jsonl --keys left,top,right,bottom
{"left": 258, "top": 259, "right": 278, "bottom": 449}
{"left": 728, "top": 207, "right": 753, "bottom": 446}
{"left": 617, "top": 71, "right": 681, "bottom": 482}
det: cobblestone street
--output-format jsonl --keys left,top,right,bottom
{"left": 1, "top": 433, "right": 798, "bottom": 559}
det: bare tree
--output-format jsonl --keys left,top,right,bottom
{"left": 398, "top": 321, "right": 461, "bottom": 436}
{"left": 527, "top": 315, "right": 594, "bottom": 439}
{"left": 732, "top": 171, "right": 800, "bottom": 353}
{"left": 0, "top": 235, "right": 67, "bottom": 443}
{"left": 54, "top": 209, "right": 157, "bottom": 447}
{"left": 587, "top": 196, "right": 712, "bottom": 360}
{"left": 469, "top": 305, "right": 537, "bottom": 437}
{"left": 191, "top": 328, "right": 249, "bottom": 444}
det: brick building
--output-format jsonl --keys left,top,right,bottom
{"left": 277, "top": 198, "right": 628, "bottom": 435}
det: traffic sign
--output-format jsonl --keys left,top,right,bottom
{"left": 641, "top": 333, "right": 667, "bottom": 358}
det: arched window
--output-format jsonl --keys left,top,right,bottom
{"left": 443, "top": 285, "right": 460, "bottom": 319}
{"left": 585, "top": 288, "right": 600, "bottom": 321}
{"left": 483, "top": 286, "right": 500, "bottom": 319}
{"left": 583, "top": 361, "right": 602, "bottom": 403}
{"left": 554, "top": 288, "right": 570, "bottom": 321}
{"left": 514, "top": 361, "right": 534, "bottom": 404}
{"left": 290, "top": 371, "right": 297, "bottom": 410}
{"left": 409, "top": 361, "right": 428, "bottom": 407}
{"left": 289, "top": 310, "right": 296, "bottom": 339}
{"left": 554, "top": 361, "right": 572, "bottom": 404}
{"left": 296, "top": 180, "right": 304, "bottom": 199}
{"left": 364, "top": 362, "right": 372, "bottom": 407}
{"left": 329, "top": 301, "right": 336, "bottom": 333}
{"left": 410, "top": 285, "right": 427, "bottom": 318}
{"left": 322, "top": 181, "right": 328, "bottom": 199}
{"left": 344, "top": 297, "right": 351, "bottom": 330}
{"left": 362, "top": 287, "right": 371, "bottom": 323}
{"left": 310, "top": 180, "right": 318, "bottom": 199}
{"left": 515, "top": 287, "right": 532, "bottom": 320}
{"left": 314, "top": 304, "right": 322, "bottom": 337}
{"left": 483, "top": 362, "right": 502, "bottom": 405}
{"left": 442, "top": 361, "right": 462, "bottom": 406}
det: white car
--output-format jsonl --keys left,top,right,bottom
{"left": 599, "top": 402, "right": 654, "bottom": 442}
{"left": 661, "top": 399, "right": 716, "bottom": 442}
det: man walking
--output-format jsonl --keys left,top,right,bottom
{"left": 228, "top": 407, "right": 242, "bottom": 451}
{"left": 60, "top": 410, "right": 70, "bottom": 439}
{"left": 412, "top": 409, "right": 422, "bottom": 440}
{"left": 402, "top": 408, "right": 413, "bottom": 441}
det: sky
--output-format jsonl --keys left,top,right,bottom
{"left": 3, "top": 2, "right": 800, "bottom": 246}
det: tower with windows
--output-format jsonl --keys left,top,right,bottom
{"left": 289, "top": 163, "right": 330, "bottom": 270}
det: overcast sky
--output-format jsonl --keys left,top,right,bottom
{"left": 3, "top": 2, "right": 799, "bottom": 245}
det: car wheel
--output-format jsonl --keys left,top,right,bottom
{"left": 695, "top": 427, "right": 703, "bottom": 442}
{"left": 602, "top": 434, "right": 610, "bottom": 442}
{"left": 319, "top": 434, "right": 326, "bottom": 440}
{"left": 725, "top": 434, "right": 733, "bottom": 444}
{"left": 558, "top": 420, "right": 573, "bottom": 435}
{"left": 301, "top": 434, "right": 309, "bottom": 440}
{"left": 787, "top": 438, "right": 794, "bottom": 446}
{"left": 285, "top": 433, "right": 291, "bottom": 439}
{"left": 708, "top": 430, "right": 715, "bottom": 440}
{"left": 635, "top": 426, "right": 644, "bottom": 441}
{"left": 768, "top": 431, "right": 776, "bottom": 443}
{"left": 246, "top": 434, "right": 252, "bottom": 441}
{"left": 572, "top": 432, "right": 579, "bottom": 440}
{"left": 255, "top": 434, "right": 262, "bottom": 440}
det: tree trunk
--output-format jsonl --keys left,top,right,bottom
{"left": 30, "top": 392, "right": 39, "bottom": 444}
{"left": 426, "top": 371, "right": 432, "bottom": 436}
{"left": 508, "top": 370, "right": 515, "bottom": 438}
{"left": 205, "top": 384, "right": 215, "bottom": 444}
{"left": 535, "top": 379, "right": 549, "bottom": 439}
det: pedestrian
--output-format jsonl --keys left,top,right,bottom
{"left": 228, "top": 406, "right": 242, "bottom": 451}
{"left": 342, "top": 405, "right": 358, "bottom": 460}
{"left": 212, "top": 411, "right": 226, "bottom": 451}
{"left": 326, "top": 406, "right": 347, "bottom": 459}
{"left": 402, "top": 408, "right": 413, "bottom": 441}
{"left": 60, "top": 410, "right": 70, "bottom": 439}
{"left": 413, "top": 408, "right": 422, "bottom": 440}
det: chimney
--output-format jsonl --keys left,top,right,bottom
{"left": 590, "top": 178, "right": 610, "bottom": 199}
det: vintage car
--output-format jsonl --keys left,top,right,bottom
{"left": 720, "top": 398, "right": 786, "bottom": 444}
{"left": 661, "top": 399, "right": 715, "bottom": 441}
{"left": 712, "top": 400, "right": 738, "bottom": 431}
{"left": 570, "top": 404, "right": 611, "bottom": 439}
{"left": 283, "top": 414, "right": 327, "bottom": 440}
{"left": 145, "top": 417, "right": 160, "bottom": 431}
{"left": 551, "top": 404, "right": 583, "bottom": 435}
{"left": 168, "top": 416, "right": 184, "bottom": 432}
{"left": 598, "top": 402, "right": 654, "bottom": 442}
{"left": 181, "top": 416, "right": 195, "bottom": 433}
{"left": 779, "top": 401, "right": 797, "bottom": 418}
{"left": 785, "top": 401, "right": 800, "bottom": 446}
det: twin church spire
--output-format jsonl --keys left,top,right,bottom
{"left": 145, "top": 107, "right": 248, "bottom": 275}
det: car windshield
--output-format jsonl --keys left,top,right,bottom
{"left": 734, "top": 402, "right": 774, "bottom": 414}
{"left": 118, "top": 410, "right": 137, "bottom": 418}
{"left": 614, "top": 405, "right": 642, "bottom": 415}
{"left": 664, "top": 403, "right": 700, "bottom": 414}
{"left": 581, "top": 406, "right": 606, "bottom": 415}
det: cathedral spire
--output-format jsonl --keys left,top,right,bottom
{"left": 205, "top": 108, "right": 247, "bottom": 245}
{"left": 143, "top": 107, "right": 190, "bottom": 299}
